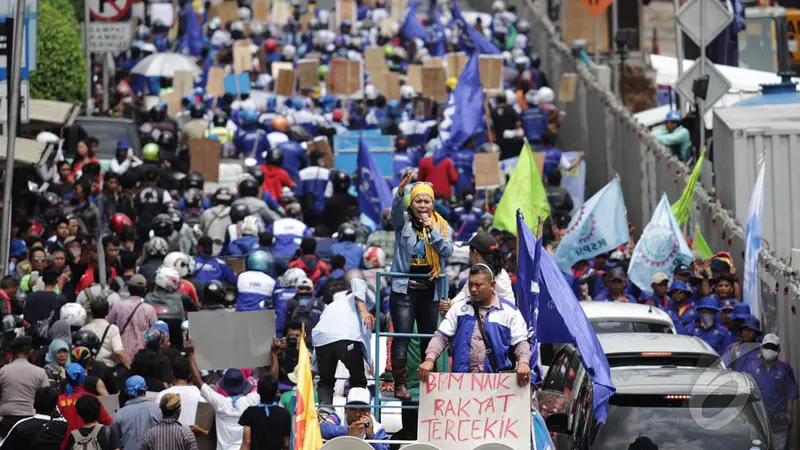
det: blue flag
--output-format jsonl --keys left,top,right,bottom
{"left": 433, "top": 51, "right": 483, "bottom": 165}
{"left": 744, "top": 154, "right": 765, "bottom": 320}
{"left": 516, "top": 211, "right": 543, "bottom": 385}
{"left": 178, "top": 3, "right": 203, "bottom": 57}
{"left": 357, "top": 138, "right": 394, "bottom": 225}
{"left": 628, "top": 193, "right": 693, "bottom": 295}
{"left": 451, "top": 0, "right": 501, "bottom": 54}
{"left": 555, "top": 176, "right": 630, "bottom": 271}
{"left": 429, "top": 1, "right": 447, "bottom": 57}
{"left": 401, "top": 1, "right": 429, "bottom": 41}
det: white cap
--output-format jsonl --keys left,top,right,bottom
{"left": 297, "top": 278, "right": 314, "bottom": 290}
{"left": 650, "top": 272, "right": 669, "bottom": 284}
{"left": 346, "top": 387, "right": 371, "bottom": 405}
{"left": 763, "top": 333, "right": 780, "bottom": 346}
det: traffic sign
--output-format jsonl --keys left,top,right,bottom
{"left": 88, "top": 0, "right": 131, "bottom": 22}
{"left": 676, "top": 0, "right": 733, "bottom": 48}
{"left": 0, "top": 0, "right": 37, "bottom": 71}
{"left": 0, "top": 80, "right": 30, "bottom": 123}
{"left": 0, "top": 18, "right": 29, "bottom": 81}
{"left": 580, "top": 0, "right": 614, "bottom": 17}
{"left": 674, "top": 57, "right": 731, "bottom": 108}
{"left": 88, "top": 21, "right": 132, "bottom": 52}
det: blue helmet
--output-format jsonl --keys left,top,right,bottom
{"left": 665, "top": 110, "right": 681, "bottom": 123}
{"left": 246, "top": 249, "right": 275, "bottom": 274}
{"left": 241, "top": 109, "right": 259, "bottom": 125}
{"left": 266, "top": 96, "right": 278, "bottom": 113}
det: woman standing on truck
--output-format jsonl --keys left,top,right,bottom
{"left": 71, "top": 139, "right": 100, "bottom": 179}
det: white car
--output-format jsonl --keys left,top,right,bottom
{"left": 581, "top": 301, "right": 677, "bottom": 335}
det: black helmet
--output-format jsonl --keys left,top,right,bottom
{"left": 380, "top": 209, "right": 393, "bottom": 231}
{"left": 158, "top": 130, "right": 177, "bottom": 152}
{"left": 337, "top": 223, "right": 357, "bottom": 242}
{"left": 529, "top": 53, "right": 541, "bottom": 69}
{"left": 230, "top": 203, "right": 250, "bottom": 224}
{"left": 286, "top": 125, "right": 311, "bottom": 142}
{"left": 284, "top": 202, "right": 302, "bottom": 218}
{"left": 246, "top": 165, "right": 265, "bottom": 185}
{"left": 203, "top": 280, "right": 227, "bottom": 306}
{"left": 152, "top": 213, "right": 174, "bottom": 238}
{"left": 479, "top": 213, "right": 494, "bottom": 232}
{"left": 170, "top": 210, "right": 184, "bottom": 231}
{"left": 213, "top": 111, "right": 228, "bottom": 127}
{"left": 150, "top": 104, "right": 167, "bottom": 122}
{"left": 190, "top": 102, "right": 206, "bottom": 119}
{"left": 72, "top": 329, "right": 100, "bottom": 354}
{"left": 263, "top": 148, "right": 284, "bottom": 166}
{"left": 43, "top": 191, "right": 61, "bottom": 208}
{"left": 212, "top": 187, "right": 234, "bottom": 206}
{"left": 184, "top": 188, "right": 203, "bottom": 209}
{"left": 185, "top": 171, "right": 205, "bottom": 190}
{"left": 330, "top": 170, "right": 351, "bottom": 193}
{"left": 239, "top": 178, "right": 260, "bottom": 198}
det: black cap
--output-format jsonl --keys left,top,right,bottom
{"left": 607, "top": 267, "right": 627, "bottom": 282}
{"left": 461, "top": 230, "right": 499, "bottom": 254}
{"left": 673, "top": 264, "right": 692, "bottom": 276}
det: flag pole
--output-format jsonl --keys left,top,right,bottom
{"left": 535, "top": 214, "right": 544, "bottom": 239}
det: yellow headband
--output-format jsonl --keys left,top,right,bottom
{"left": 410, "top": 183, "right": 435, "bottom": 201}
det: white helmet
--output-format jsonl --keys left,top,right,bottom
{"left": 536, "top": 86, "right": 555, "bottom": 104}
{"left": 491, "top": 0, "right": 505, "bottom": 12}
{"left": 282, "top": 44, "right": 297, "bottom": 60}
{"left": 364, "top": 84, "right": 378, "bottom": 101}
{"left": 525, "top": 89, "right": 538, "bottom": 106}
{"left": 363, "top": 247, "right": 386, "bottom": 269}
{"left": 240, "top": 215, "right": 263, "bottom": 237}
{"left": 36, "top": 131, "right": 60, "bottom": 144}
{"left": 280, "top": 268, "right": 307, "bottom": 288}
{"left": 155, "top": 266, "right": 182, "bottom": 292}
{"left": 146, "top": 237, "right": 169, "bottom": 258}
{"left": 400, "top": 84, "right": 416, "bottom": 100}
{"left": 163, "top": 252, "right": 192, "bottom": 278}
{"left": 505, "top": 89, "right": 517, "bottom": 106}
{"left": 60, "top": 303, "right": 87, "bottom": 327}
{"left": 238, "top": 6, "right": 251, "bottom": 20}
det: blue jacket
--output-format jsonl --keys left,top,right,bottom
{"left": 451, "top": 205, "right": 483, "bottom": 241}
{"left": 221, "top": 235, "right": 259, "bottom": 257}
{"left": 684, "top": 322, "right": 733, "bottom": 354}
{"left": 745, "top": 357, "right": 799, "bottom": 415}
{"left": 314, "top": 268, "right": 347, "bottom": 298}
{"left": 391, "top": 153, "right": 415, "bottom": 186}
{"left": 389, "top": 194, "right": 453, "bottom": 300}
{"left": 193, "top": 255, "right": 238, "bottom": 285}
{"left": 234, "top": 127, "right": 270, "bottom": 160}
{"left": 662, "top": 301, "right": 698, "bottom": 334}
{"left": 451, "top": 149, "right": 475, "bottom": 195}
{"left": 296, "top": 166, "right": 330, "bottom": 214}
{"left": 540, "top": 146, "right": 563, "bottom": 176}
{"left": 723, "top": 341, "right": 761, "bottom": 372}
{"left": 320, "top": 413, "right": 389, "bottom": 450}
{"left": 521, "top": 107, "right": 547, "bottom": 143}
{"left": 278, "top": 140, "right": 309, "bottom": 182}
{"left": 330, "top": 241, "right": 364, "bottom": 270}
{"left": 268, "top": 218, "right": 313, "bottom": 257}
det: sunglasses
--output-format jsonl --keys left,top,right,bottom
{"left": 33, "top": 257, "right": 46, "bottom": 262}
{"left": 763, "top": 343, "right": 780, "bottom": 352}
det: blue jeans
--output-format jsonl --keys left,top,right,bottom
{"left": 389, "top": 288, "right": 439, "bottom": 361}
{"left": 769, "top": 414, "right": 791, "bottom": 450}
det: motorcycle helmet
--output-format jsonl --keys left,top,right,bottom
{"left": 230, "top": 204, "right": 250, "bottom": 224}
{"left": 146, "top": 237, "right": 170, "bottom": 258}
{"left": 280, "top": 268, "right": 307, "bottom": 287}
{"left": 158, "top": 129, "right": 177, "bottom": 152}
{"left": 190, "top": 102, "right": 205, "bottom": 119}
{"left": 264, "top": 148, "right": 284, "bottom": 166}
{"left": 212, "top": 187, "right": 234, "bottom": 206}
{"left": 72, "top": 329, "right": 100, "bottom": 354}
{"left": 163, "top": 252, "right": 192, "bottom": 278}
{"left": 213, "top": 111, "right": 229, "bottom": 127}
{"left": 203, "top": 280, "right": 226, "bottom": 305}
{"left": 150, "top": 103, "right": 168, "bottom": 122}
{"left": 109, "top": 213, "right": 134, "bottom": 234}
{"left": 184, "top": 188, "right": 203, "bottom": 210}
{"left": 71, "top": 346, "right": 92, "bottom": 363}
{"left": 155, "top": 266, "right": 182, "bottom": 292}
{"left": 60, "top": 303, "right": 88, "bottom": 328}
{"left": 240, "top": 215, "right": 263, "bottom": 236}
{"left": 238, "top": 177, "right": 260, "bottom": 198}
{"left": 478, "top": 213, "right": 494, "bottom": 232}
{"left": 43, "top": 191, "right": 61, "bottom": 209}
{"left": 337, "top": 223, "right": 357, "bottom": 242}
{"left": 363, "top": 246, "right": 386, "bottom": 269}
{"left": 284, "top": 202, "right": 302, "bottom": 219}
{"left": 185, "top": 171, "right": 205, "bottom": 191}
{"left": 169, "top": 210, "right": 184, "bottom": 232}
{"left": 152, "top": 213, "right": 174, "bottom": 238}
{"left": 246, "top": 165, "right": 265, "bottom": 185}
{"left": 329, "top": 170, "right": 351, "bottom": 192}
{"left": 246, "top": 249, "right": 275, "bottom": 273}
{"left": 142, "top": 143, "right": 160, "bottom": 162}
{"left": 271, "top": 116, "right": 289, "bottom": 133}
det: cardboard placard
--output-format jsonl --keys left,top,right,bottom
{"left": 160, "top": 92, "right": 182, "bottom": 117}
{"left": 336, "top": 0, "right": 356, "bottom": 29}
{"left": 189, "top": 139, "right": 222, "bottom": 182}
{"left": 252, "top": 0, "right": 269, "bottom": 21}
{"left": 209, "top": 1, "right": 238, "bottom": 25}
{"left": 276, "top": 69, "right": 296, "bottom": 96}
{"left": 474, "top": 152, "right": 501, "bottom": 188}
{"left": 445, "top": 52, "right": 468, "bottom": 78}
{"left": 221, "top": 257, "right": 245, "bottom": 274}
{"left": 297, "top": 59, "right": 320, "bottom": 91}
{"left": 271, "top": 0, "right": 291, "bottom": 25}
{"left": 364, "top": 46, "right": 387, "bottom": 76}
{"left": 421, "top": 67, "right": 447, "bottom": 103}
{"left": 271, "top": 62, "right": 294, "bottom": 81}
{"left": 558, "top": 73, "right": 578, "bottom": 103}
{"left": 224, "top": 73, "right": 251, "bottom": 96}
{"left": 423, "top": 57, "right": 443, "bottom": 68}
{"left": 172, "top": 70, "right": 194, "bottom": 97}
{"left": 205, "top": 66, "right": 226, "bottom": 97}
{"left": 407, "top": 64, "right": 423, "bottom": 92}
{"left": 562, "top": 0, "right": 609, "bottom": 53}
{"left": 195, "top": 403, "right": 216, "bottom": 450}
{"left": 390, "top": 0, "right": 407, "bottom": 22}
{"left": 534, "top": 152, "right": 545, "bottom": 178}
{"left": 373, "top": 69, "right": 400, "bottom": 101}
{"left": 308, "top": 136, "right": 334, "bottom": 168}
{"left": 379, "top": 18, "right": 397, "bottom": 37}
{"left": 299, "top": 12, "right": 313, "bottom": 32}
{"left": 412, "top": 97, "right": 434, "bottom": 118}
{"left": 329, "top": 59, "right": 362, "bottom": 96}
{"left": 188, "top": 310, "right": 276, "bottom": 370}
{"left": 98, "top": 394, "right": 120, "bottom": 415}
{"left": 418, "top": 373, "right": 530, "bottom": 450}
{"left": 233, "top": 40, "right": 253, "bottom": 74}
{"left": 478, "top": 55, "right": 503, "bottom": 91}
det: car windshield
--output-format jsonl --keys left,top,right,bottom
{"left": 71, "top": 121, "right": 134, "bottom": 158}
{"left": 607, "top": 353, "right": 722, "bottom": 369}
{"left": 591, "top": 320, "right": 673, "bottom": 334}
{"left": 592, "top": 396, "right": 767, "bottom": 450}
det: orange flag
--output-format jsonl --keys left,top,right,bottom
{"left": 294, "top": 327, "right": 323, "bottom": 450}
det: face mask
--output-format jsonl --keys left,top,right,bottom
{"left": 69, "top": 248, "right": 82, "bottom": 259}
{"left": 762, "top": 349, "right": 778, "bottom": 361}
{"left": 701, "top": 312, "right": 715, "bottom": 328}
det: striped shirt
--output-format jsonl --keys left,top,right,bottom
{"left": 140, "top": 419, "right": 198, "bottom": 450}
{"left": 107, "top": 297, "right": 158, "bottom": 363}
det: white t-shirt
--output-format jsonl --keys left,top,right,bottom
{"left": 80, "top": 319, "right": 124, "bottom": 368}
{"left": 156, "top": 385, "right": 205, "bottom": 426}
{"left": 200, "top": 384, "right": 260, "bottom": 450}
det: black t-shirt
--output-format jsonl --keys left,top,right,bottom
{"left": 277, "top": 350, "right": 299, "bottom": 385}
{"left": 64, "top": 424, "right": 113, "bottom": 450}
{"left": 238, "top": 405, "right": 291, "bottom": 450}
{"left": 1, "top": 416, "right": 68, "bottom": 450}
{"left": 23, "top": 291, "right": 68, "bottom": 325}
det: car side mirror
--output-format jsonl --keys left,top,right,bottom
{"left": 545, "top": 413, "right": 571, "bottom": 435}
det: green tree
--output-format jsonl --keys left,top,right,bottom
{"left": 30, "top": 0, "right": 86, "bottom": 105}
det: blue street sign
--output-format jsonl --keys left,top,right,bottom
{"left": 0, "top": 17, "right": 30, "bottom": 80}
{"left": 0, "top": 0, "right": 37, "bottom": 71}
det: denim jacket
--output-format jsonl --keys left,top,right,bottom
{"left": 389, "top": 194, "right": 453, "bottom": 300}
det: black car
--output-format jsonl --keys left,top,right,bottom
{"left": 543, "top": 367, "right": 771, "bottom": 450}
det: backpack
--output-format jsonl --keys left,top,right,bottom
{"left": 70, "top": 424, "right": 106, "bottom": 450}
{"left": 289, "top": 296, "right": 324, "bottom": 342}
{"left": 291, "top": 256, "right": 330, "bottom": 284}
{"left": 322, "top": 273, "right": 349, "bottom": 305}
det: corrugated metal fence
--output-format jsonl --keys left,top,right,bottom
{"left": 499, "top": 0, "right": 800, "bottom": 401}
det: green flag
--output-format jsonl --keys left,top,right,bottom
{"left": 692, "top": 227, "right": 714, "bottom": 261}
{"left": 492, "top": 140, "right": 550, "bottom": 235}
{"left": 672, "top": 149, "right": 706, "bottom": 225}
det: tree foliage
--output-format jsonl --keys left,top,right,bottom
{"left": 30, "top": 0, "right": 86, "bottom": 105}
